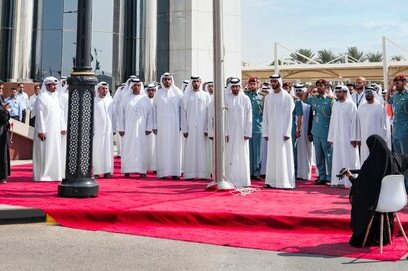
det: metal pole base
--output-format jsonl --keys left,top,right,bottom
{"left": 205, "top": 180, "right": 217, "bottom": 191}
{"left": 217, "top": 180, "right": 235, "bottom": 191}
{"left": 58, "top": 178, "right": 99, "bottom": 198}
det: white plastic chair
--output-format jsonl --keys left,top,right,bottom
{"left": 362, "top": 175, "right": 408, "bottom": 253}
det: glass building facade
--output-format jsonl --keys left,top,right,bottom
{"left": 0, "top": 0, "right": 170, "bottom": 88}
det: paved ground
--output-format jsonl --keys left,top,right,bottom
{"left": 0, "top": 223, "right": 406, "bottom": 271}
{"left": 3, "top": 159, "right": 407, "bottom": 270}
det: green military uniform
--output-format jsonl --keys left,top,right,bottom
{"left": 291, "top": 99, "right": 303, "bottom": 177}
{"left": 388, "top": 88, "right": 408, "bottom": 154}
{"left": 245, "top": 90, "right": 263, "bottom": 178}
{"left": 304, "top": 94, "right": 334, "bottom": 182}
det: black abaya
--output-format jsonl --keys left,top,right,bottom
{"left": 348, "top": 135, "right": 408, "bottom": 247}
{"left": 0, "top": 107, "right": 10, "bottom": 180}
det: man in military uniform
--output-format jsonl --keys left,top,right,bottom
{"left": 301, "top": 79, "right": 334, "bottom": 185}
{"left": 386, "top": 74, "right": 408, "bottom": 154}
{"left": 284, "top": 82, "right": 303, "bottom": 178}
{"left": 245, "top": 76, "right": 263, "bottom": 180}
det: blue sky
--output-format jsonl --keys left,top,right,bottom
{"left": 241, "top": 0, "right": 408, "bottom": 66}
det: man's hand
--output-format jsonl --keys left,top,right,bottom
{"left": 119, "top": 131, "right": 125, "bottom": 137}
{"left": 152, "top": 129, "right": 157, "bottom": 135}
{"left": 225, "top": 135, "right": 229, "bottom": 143}
{"left": 209, "top": 136, "right": 214, "bottom": 140}
{"left": 244, "top": 136, "right": 250, "bottom": 140}
{"left": 183, "top": 133, "right": 188, "bottom": 138}
{"left": 38, "top": 133, "right": 46, "bottom": 141}
{"left": 264, "top": 136, "right": 268, "bottom": 141}
{"left": 296, "top": 130, "right": 301, "bottom": 138}
{"left": 283, "top": 136, "right": 290, "bottom": 141}
{"left": 61, "top": 130, "right": 67, "bottom": 135}
{"left": 145, "top": 131, "right": 152, "bottom": 135}
{"left": 204, "top": 132, "right": 208, "bottom": 137}
{"left": 351, "top": 141, "right": 357, "bottom": 148}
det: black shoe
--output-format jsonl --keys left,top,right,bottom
{"left": 171, "top": 176, "right": 180, "bottom": 180}
{"left": 124, "top": 173, "right": 130, "bottom": 177}
{"left": 104, "top": 173, "right": 112, "bottom": 178}
{"left": 139, "top": 173, "right": 147, "bottom": 178}
{"left": 315, "top": 180, "right": 328, "bottom": 185}
{"left": 94, "top": 175, "right": 99, "bottom": 179}
{"left": 253, "top": 176, "right": 261, "bottom": 181}
{"left": 0, "top": 179, "right": 6, "bottom": 184}
{"left": 264, "top": 184, "right": 272, "bottom": 188}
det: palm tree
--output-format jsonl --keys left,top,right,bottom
{"left": 390, "top": 55, "right": 406, "bottom": 61}
{"left": 316, "top": 49, "right": 338, "bottom": 64}
{"left": 346, "top": 46, "right": 366, "bottom": 62}
{"left": 289, "top": 49, "right": 315, "bottom": 64}
{"left": 366, "top": 51, "right": 383, "bottom": 62}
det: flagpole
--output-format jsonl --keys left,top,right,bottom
{"left": 206, "top": 0, "right": 234, "bottom": 191}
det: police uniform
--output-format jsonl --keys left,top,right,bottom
{"left": 388, "top": 88, "right": 408, "bottom": 154}
{"left": 292, "top": 99, "right": 303, "bottom": 176}
{"left": 304, "top": 93, "right": 334, "bottom": 182}
{"left": 245, "top": 89, "right": 263, "bottom": 178}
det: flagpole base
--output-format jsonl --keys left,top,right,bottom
{"left": 217, "top": 180, "right": 235, "bottom": 191}
{"left": 205, "top": 180, "right": 217, "bottom": 191}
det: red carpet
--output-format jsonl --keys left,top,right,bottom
{"left": 1, "top": 159, "right": 408, "bottom": 261}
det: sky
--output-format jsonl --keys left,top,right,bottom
{"left": 241, "top": 0, "right": 408, "bottom": 66}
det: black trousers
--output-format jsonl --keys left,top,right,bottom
{"left": 21, "top": 109, "right": 26, "bottom": 123}
{"left": 29, "top": 116, "right": 35, "bottom": 127}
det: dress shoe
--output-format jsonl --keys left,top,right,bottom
{"left": 315, "top": 180, "right": 328, "bottom": 185}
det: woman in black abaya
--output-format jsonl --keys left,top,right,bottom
{"left": 345, "top": 135, "right": 408, "bottom": 247}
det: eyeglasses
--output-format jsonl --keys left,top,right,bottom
{"left": 163, "top": 78, "right": 172, "bottom": 81}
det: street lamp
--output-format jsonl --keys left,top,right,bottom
{"left": 58, "top": 0, "right": 99, "bottom": 197}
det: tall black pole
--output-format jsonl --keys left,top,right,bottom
{"left": 58, "top": 0, "right": 99, "bottom": 197}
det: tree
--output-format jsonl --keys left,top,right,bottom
{"left": 366, "top": 51, "right": 383, "bottom": 62}
{"left": 346, "top": 46, "right": 366, "bottom": 62}
{"left": 390, "top": 55, "right": 406, "bottom": 61}
{"left": 316, "top": 49, "right": 338, "bottom": 64}
{"left": 289, "top": 49, "right": 315, "bottom": 64}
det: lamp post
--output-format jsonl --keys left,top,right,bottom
{"left": 58, "top": 0, "right": 99, "bottom": 197}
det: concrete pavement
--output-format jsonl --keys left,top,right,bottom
{"left": 0, "top": 223, "right": 407, "bottom": 271}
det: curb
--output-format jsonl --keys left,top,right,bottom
{"left": 0, "top": 204, "right": 46, "bottom": 224}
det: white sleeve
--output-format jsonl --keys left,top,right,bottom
{"left": 34, "top": 99, "right": 46, "bottom": 134}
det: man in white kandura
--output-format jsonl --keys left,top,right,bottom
{"left": 33, "top": 77, "right": 66, "bottom": 181}
{"left": 328, "top": 85, "right": 360, "bottom": 187}
{"left": 225, "top": 78, "right": 252, "bottom": 187}
{"left": 117, "top": 78, "right": 152, "bottom": 178}
{"left": 152, "top": 72, "right": 183, "bottom": 179}
{"left": 181, "top": 76, "right": 212, "bottom": 180}
{"left": 57, "top": 76, "right": 69, "bottom": 177}
{"left": 262, "top": 74, "right": 295, "bottom": 189}
{"left": 113, "top": 75, "right": 136, "bottom": 157}
{"left": 357, "top": 87, "right": 388, "bottom": 164}
{"left": 93, "top": 82, "right": 115, "bottom": 178}
{"left": 294, "top": 83, "right": 313, "bottom": 180}
{"left": 146, "top": 83, "right": 157, "bottom": 172}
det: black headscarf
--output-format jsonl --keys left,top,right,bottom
{"left": 349, "top": 134, "right": 408, "bottom": 247}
